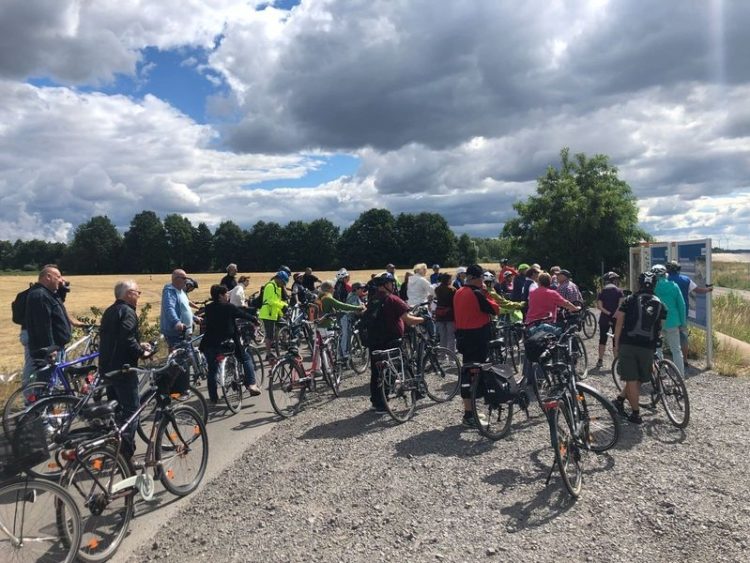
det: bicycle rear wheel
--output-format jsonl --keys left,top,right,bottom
{"left": 380, "top": 364, "right": 416, "bottom": 423}
{"left": 470, "top": 371, "right": 514, "bottom": 440}
{"left": 570, "top": 335, "right": 589, "bottom": 378}
{"left": 529, "top": 361, "right": 554, "bottom": 413}
{"left": 348, "top": 333, "right": 370, "bottom": 374}
{"left": 321, "top": 348, "right": 341, "bottom": 397}
{"left": 421, "top": 346, "right": 460, "bottom": 402}
{"left": 582, "top": 310, "right": 597, "bottom": 340}
{"left": 505, "top": 327, "right": 523, "bottom": 373}
{"left": 576, "top": 383, "right": 620, "bottom": 452}
{"left": 550, "top": 405, "right": 583, "bottom": 498}
{"left": 221, "top": 356, "right": 243, "bottom": 414}
{"left": 268, "top": 359, "right": 305, "bottom": 418}
{"left": 0, "top": 477, "right": 82, "bottom": 563}
{"left": 136, "top": 384, "right": 207, "bottom": 444}
{"left": 60, "top": 446, "right": 134, "bottom": 563}
{"left": 2, "top": 382, "right": 58, "bottom": 438}
{"left": 156, "top": 405, "right": 209, "bottom": 496}
{"left": 656, "top": 359, "right": 690, "bottom": 428}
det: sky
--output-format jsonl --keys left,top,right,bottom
{"left": 0, "top": 0, "right": 749, "bottom": 248}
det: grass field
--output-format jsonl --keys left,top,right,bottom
{"left": 713, "top": 261, "right": 750, "bottom": 291}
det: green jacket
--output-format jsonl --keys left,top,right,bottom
{"left": 259, "top": 282, "right": 286, "bottom": 321}
{"left": 318, "top": 293, "right": 362, "bottom": 329}
{"left": 654, "top": 278, "right": 686, "bottom": 330}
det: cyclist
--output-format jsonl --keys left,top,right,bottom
{"left": 612, "top": 272, "right": 667, "bottom": 424}
{"left": 430, "top": 264, "right": 441, "bottom": 285}
{"left": 510, "top": 263, "right": 530, "bottom": 302}
{"left": 497, "top": 270, "right": 514, "bottom": 297}
{"left": 333, "top": 268, "right": 351, "bottom": 302}
{"left": 407, "top": 263, "right": 434, "bottom": 306}
{"left": 228, "top": 276, "right": 250, "bottom": 307}
{"left": 259, "top": 270, "right": 289, "bottom": 361}
{"left": 220, "top": 263, "right": 238, "bottom": 290}
{"left": 483, "top": 271, "right": 524, "bottom": 321}
{"left": 316, "top": 279, "right": 364, "bottom": 338}
{"left": 454, "top": 264, "right": 500, "bottom": 427}
{"left": 452, "top": 266, "right": 467, "bottom": 289}
{"left": 434, "top": 273, "right": 456, "bottom": 352}
{"left": 301, "top": 267, "right": 321, "bottom": 292}
{"left": 666, "top": 260, "right": 713, "bottom": 359}
{"left": 341, "top": 282, "right": 367, "bottom": 359}
{"left": 652, "top": 264, "right": 687, "bottom": 376}
{"left": 498, "top": 258, "right": 517, "bottom": 281}
{"left": 595, "top": 272, "right": 624, "bottom": 368}
{"left": 556, "top": 269, "right": 583, "bottom": 304}
{"left": 525, "top": 272, "right": 580, "bottom": 334}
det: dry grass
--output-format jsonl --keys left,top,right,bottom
{"left": 713, "top": 261, "right": 750, "bottom": 291}
{"left": 688, "top": 327, "right": 750, "bottom": 378}
{"left": 712, "top": 293, "right": 750, "bottom": 344}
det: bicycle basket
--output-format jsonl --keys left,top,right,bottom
{"left": 0, "top": 415, "right": 50, "bottom": 479}
{"left": 153, "top": 362, "right": 185, "bottom": 395}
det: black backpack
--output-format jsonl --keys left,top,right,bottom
{"left": 359, "top": 297, "right": 387, "bottom": 349}
{"left": 11, "top": 287, "right": 31, "bottom": 326}
{"left": 624, "top": 293, "right": 665, "bottom": 346}
{"left": 333, "top": 280, "right": 348, "bottom": 302}
{"left": 250, "top": 284, "right": 267, "bottom": 309}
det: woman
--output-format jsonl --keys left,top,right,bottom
{"left": 406, "top": 262, "right": 434, "bottom": 306}
{"left": 399, "top": 271, "right": 411, "bottom": 301}
{"left": 525, "top": 272, "right": 579, "bottom": 334}
{"left": 433, "top": 273, "right": 456, "bottom": 352}
{"left": 228, "top": 275, "right": 250, "bottom": 307}
{"left": 200, "top": 284, "right": 261, "bottom": 404}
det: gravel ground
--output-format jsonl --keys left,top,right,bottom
{"left": 132, "top": 339, "right": 750, "bottom": 563}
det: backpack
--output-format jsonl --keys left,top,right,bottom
{"left": 11, "top": 287, "right": 31, "bottom": 326}
{"left": 359, "top": 297, "right": 387, "bottom": 349}
{"left": 624, "top": 293, "right": 665, "bottom": 345}
{"left": 250, "top": 284, "right": 267, "bottom": 309}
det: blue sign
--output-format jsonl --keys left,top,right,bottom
{"left": 676, "top": 241, "right": 709, "bottom": 328}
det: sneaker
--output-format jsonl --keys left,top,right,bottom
{"left": 370, "top": 405, "right": 388, "bottom": 414}
{"left": 613, "top": 396, "right": 626, "bottom": 417}
{"left": 245, "top": 384, "right": 262, "bottom": 396}
{"left": 595, "top": 358, "right": 603, "bottom": 369}
{"left": 461, "top": 413, "right": 488, "bottom": 428}
{"left": 174, "top": 392, "right": 191, "bottom": 402}
{"left": 627, "top": 411, "right": 643, "bottom": 424}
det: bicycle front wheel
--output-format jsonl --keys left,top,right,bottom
{"left": 3, "top": 382, "right": 57, "bottom": 437}
{"left": 550, "top": 405, "right": 583, "bottom": 498}
{"left": 380, "top": 364, "right": 416, "bottom": 423}
{"left": 470, "top": 371, "right": 514, "bottom": 441}
{"left": 582, "top": 310, "right": 597, "bottom": 340}
{"left": 421, "top": 347, "right": 460, "bottom": 402}
{"left": 656, "top": 359, "right": 690, "bottom": 428}
{"left": 156, "top": 405, "right": 209, "bottom": 496}
{"left": 576, "top": 383, "right": 620, "bottom": 453}
{"left": 348, "top": 333, "right": 370, "bottom": 374}
{"left": 321, "top": 348, "right": 341, "bottom": 397}
{"left": 268, "top": 359, "right": 305, "bottom": 418}
{"left": 60, "top": 446, "right": 134, "bottom": 563}
{"left": 221, "top": 356, "right": 243, "bottom": 414}
{"left": 0, "top": 477, "right": 82, "bottom": 563}
{"left": 570, "top": 335, "right": 589, "bottom": 378}
{"left": 610, "top": 357, "right": 623, "bottom": 393}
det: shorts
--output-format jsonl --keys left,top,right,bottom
{"left": 262, "top": 319, "right": 279, "bottom": 340}
{"left": 617, "top": 344, "right": 653, "bottom": 383}
{"left": 598, "top": 315, "right": 615, "bottom": 346}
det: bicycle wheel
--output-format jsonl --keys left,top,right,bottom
{"left": 505, "top": 327, "right": 522, "bottom": 373}
{"left": 249, "top": 346, "right": 265, "bottom": 386}
{"left": 582, "top": 310, "right": 597, "bottom": 340}
{"left": 576, "top": 383, "right": 620, "bottom": 452}
{"left": 379, "top": 364, "right": 416, "bottom": 423}
{"left": 221, "top": 356, "right": 243, "bottom": 413}
{"left": 321, "top": 348, "right": 341, "bottom": 397}
{"left": 275, "top": 325, "right": 292, "bottom": 357}
{"left": 268, "top": 359, "right": 305, "bottom": 418}
{"left": 136, "top": 385, "right": 208, "bottom": 444}
{"left": 348, "top": 333, "right": 370, "bottom": 374}
{"left": 656, "top": 359, "right": 690, "bottom": 428}
{"left": 610, "top": 357, "right": 623, "bottom": 393}
{"left": 2, "top": 382, "right": 58, "bottom": 437}
{"left": 0, "top": 477, "right": 82, "bottom": 563}
{"left": 570, "top": 335, "right": 589, "bottom": 378}
{"left": 156, "top": 405, "right": 209, "bottom": 496}
{"left": 529, "top": 362, "right": 554, "bottom": 413}
{"left": 470, "top": 371, "right": 514, "bottom": 440}
{"left": 550, "top": 405, "right": 583, "bottom": 498}
{"left": 421, "top": 347, "right": 460, "bottom": 402}
{"left": 60, "top": 446, "right": 134, "bottom": 562}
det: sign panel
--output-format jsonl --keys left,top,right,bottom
{"left": 673, "top": 239, "right": 712, "bottom": 329}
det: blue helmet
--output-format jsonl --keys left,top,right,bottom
{"left": 275, "top": 270, "right": 290, "bottom": 284}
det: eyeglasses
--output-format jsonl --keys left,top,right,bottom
{"left": 129, "top": 289, "right": 142, "bottom": 295}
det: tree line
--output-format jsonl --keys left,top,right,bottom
{"left": 0, "top": 149, "right": 648, "bottom": 289}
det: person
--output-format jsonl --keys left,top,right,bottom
{"left": 496, "top": 270, "right": 514, "bottom": 297}
{"left": 595, "top": 272, "right": 624, "bottom": 368}
{"left": 290, "top": 273, "right": 305, "bottom": 306}
{"left": 556, "top": 269, "right": 583, "bottom": 304}
{"left": 612, "top": 272, "right": 667, "bottom": 424}
{"left": 301, "top": 267, "right": 320, "bottom": 292}
{"left": 160, "top": 269, "right": 194, "bottom": 397}
{"left": 433, "top": 273, "right": 456, "bottom": 352}
{"left": 452, "top": 266, "right": 467, "bottom": 289}
{"left": 13, "top": 281, "right": 35, "bottom": 384}
{"left": 365, "top": 273, "right": 425, "bottom": 413}
{"left": 341, "top": 282, "right": 368, "bottom": 359}
{"left": 407, "top": 263, "right": 434, "bottom": 306}
{"left": 498, "top": 259, "right": 518, "bottom": 281}
{"left": 454, "top": 265, "right": 499, "bottom": 427}
{"left": 228, "top": 276, "right": 250, "bottom": 307}
{"left": 399, "top": 271, "right": 411, "bottom": 301}
{"left": 510, "top": 263, "right": 530, "bottom": 303}
{"left": 483, "top": 271, "right": 525, "bottom": 321}
{"left": 430, "top": 264, "right": 441, "bottom": 285}
{"left": 526, "top": 267, "right": 540, "bottom": 294}
{"left": 333, "top": 268, "right": 351, "bottom": 302}
{"left": 99, "top": 280, "right": 152, "bottom": 460}
{"left": 220, "top": 263, "right": 238, "bottom": 290}
{"left": 549, "top": 266, "right": 561, "bottom": 289}
{"left": 525, "top": 272, "right": 580, "bottom": 330}
{"left": 199, "top": 284, "right": 261, "bottom": 404}
{"left": 666, "top": 260, "right": 714, "bottom": 359}
{"left": 652, "top": 264, "right": 687, "bottom": 376}
{"left": 385, "top": 263, "right": 400, "bottom": 291}
{"left": 316, "top": 281, "right": 364, "bottom": 361}
{"left": 258, "top": 270, "right": 289, "bottom": 360}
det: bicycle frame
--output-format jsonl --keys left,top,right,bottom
{"left": 29, "top": 351, "right": 101, "bottom": 396}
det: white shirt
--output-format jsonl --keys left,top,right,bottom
{"left": 228, "top": 284, "right": 246, "bottom": 307}
{"left": 407, "top": 274, "right": 434, "bottom": 306}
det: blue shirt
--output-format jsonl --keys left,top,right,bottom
{"left": 160, "top": 283, "right": 193, "bottom": 339}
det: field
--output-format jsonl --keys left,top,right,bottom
{"left": 712, "top": 260, "right": 750, "bottom": 291}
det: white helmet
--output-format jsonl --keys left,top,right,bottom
{"left": 482, "top": 271, "right": 495, "bottom": 282}
{"left": 651, "top": 264, "right": 667, "bottom": 277}
{"left": 336, "top": 268, "right": 349, "bottom": 280}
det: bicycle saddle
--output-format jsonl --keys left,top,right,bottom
{"left": 219, "top": 339, "right": 236, "bottom": 354}
{"left": 81, "top": 400, "right": 119, "bottom": 419}
{"left": 65, "top": 364, "right": 98, "bottom": 377}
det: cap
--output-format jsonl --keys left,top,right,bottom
{"left": 558, "top": 269, "right": 572, "bottom": 278}
{"left": 456, "top": 266, "right": 467, "bottom": 274}
{"left": 517, "top": 263, "right": 530, "bottom": 271}
{"left": 466, "top": 264, "right": 484, "bottom": 279}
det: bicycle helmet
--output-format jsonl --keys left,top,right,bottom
{"left": 638, "top": 272, "right": 657, "bottom": 291}
{"left": 275, "top": 270, "right": 290, "bottom": 284}
{"left": 602, "top": 271, "right": 619, "bottom": 282}
{"left": 482, "top": 271, "right": 495, "bottom": 282}
{"left": 432, "top": 263, "right": 440, "bottom": 269}
{"left": 279, "top": 265, "right": 291, "bottom": 274}
{"left": 336, "top": 268, "right": 349, "bottom": 280}
{"left": 372, "top": 272, "right": 395, "bottom": 286}
{"left": 666, "top": 260, "right": 680, "bottom": 273}
{"left": 185, "top": 277, "right": 198, "bottom": 290}
{"left": 651, "top": 264, "right": 667, "bottom": 277}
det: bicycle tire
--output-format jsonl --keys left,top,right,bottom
{"left": 550, "top": 405, "right": 583, "bottom": 498}
{"left": 2, "top": 381, "right": 60, "bottom": 438}
{"left": 505, "top": 327, "right": 522, "bottom": 373}
{"left": 275, "top": 325, "right": 292, "bottom": 357}
{"left": 221, "top": 356, "right": 243, "bottom": 413}
{"left": 469, "top": 370, "right": 514, "bottom": 441}
{"left": 610, "top": 357, "right": 623, "bottom": 393}
{"left": 136, "top": 384, "right": 208, "bottom": 444}
{"left": 348, "top": 332, "right": 370, "bottom": 374}
{"left": 529, "top": 361, "right": 554, "bottom": 413}
{"left": 380, "top": 363, "right": 416, "bottom": 423}
{"left": 656, "top": 359, "right": 690, "bottom": 428}
{"left": 0, "top": 477, "right": 82, "bottom": 563}
{"left": 582, "top": 310, "right": 597, "bottom": 340}
{"left": 421, "top": 347, "right": 460, "bottom": 403}
{"left": 156, "top": 405, "right": 209, "bottom": 496}
{"left": 576, "top": 383, "right": 620, "bottom": 453}
{"left": 321, "top": 348, "right": 341, "bottom": 397}
{"left": 268, "top": 359, "right": 305, "bottom": 418}
{"left": 59, "top": 446, "right": 134, "bottom": 562}
{"left": 570, "top": 335, "right": 589, "bottom": 378}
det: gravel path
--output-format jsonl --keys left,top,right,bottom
{"left": 132, "top": 339, "right": 750, "bottom": 563}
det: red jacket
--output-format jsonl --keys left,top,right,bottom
{"left": 454, "top": 285, "right": 499, "bottom": 330}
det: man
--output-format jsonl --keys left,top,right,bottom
{"left": 366, "top": 273, "right": 425, "bottom": 413}
{"left": 334, "top": 268, "right": 351, "bottom": 302}
{"left": 341, "top": 282, "right": 367, "bottom": 359}
{"left": 652, "top": 264, "right": 687, "bottom": 376}
{"left": 99, "top": 280, "right": 152, "bottom": 460}
{"left": 510, "top": 263, "right": 530, "bottom": 303}
{"left": 595, "top": 272, "right": 624, "bottom": 368}
{"left": 496, "top": 270, "right": 514, "bottom": 297}
{"left": 430, "top": 264, "right": 441, "bottom": 285}
{"left": 220, "top": 263, "right": 238, "bottom": 290}
{"left": 301, "top": 267, "right": 320, "bottom": 292}
{"left": 160, "top": 269, "right": 194, "bottom": 397}
{"left": 385, "top": 263, "right": 400, "bottom": 290}
{"left": 613, "top": 272, "right": 667, "bottom": 424}
{"left": 453, "top": 266, "right": 467, "bottom": 289}
{"left": 25, "top": 265, "right": 73, "bottom": 373}
{"left": 666, "top": 260, "right": 714, "bottom": 359}
{"left": 258, "top": 270, "right": 289, "bottom": 360}
{"left": 407, "top": 263, "right": 434, "bottom": 306}
{"left": 556, "top": 269, "right": 583, "bottom": 304}
{"left": 549, "top": 266, "right": 561, "bottom": 289}
{"left": 454, "top": 264, "right": 500, "bottom": 427}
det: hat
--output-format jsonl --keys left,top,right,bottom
{"left": 456, "top": 266, "right": 467, "bottom": 274}
{"left": 432, "top": 263, "right": 440, "bottom": 269}
{"left": 517, "top": 263, "right": 530, "bottom": 271}
{"left": 466, "top": 264, "right": 485, "bottom": 279}
{"left": 558, "top": 269, "right": 572, "bottom": 278}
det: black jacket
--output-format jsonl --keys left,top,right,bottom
{"left": 199, "top": 301, "right": 256, "bottom": 351}
{"left": 25, "top": 283, "right": 72, "bottom": 356}
{"left": 99, "top": 300, "right": 143, "bottom": 374}
{"left": 220, "top": 274, "right": 237, "bottom": 290}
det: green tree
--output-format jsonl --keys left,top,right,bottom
{"left": 66, "top": 216, "right": 123, "bottom": 274}
{"left": 10, "top": 239, "right": 67, "bottom": 271}
{"left": 502, "top": 148, "right": 649, "bottom": 288}
{"left": 122, "top": 211, "right": 169, "bottom": 273}
{"left": 0, "top": 240, "right": 13, "bottom": 269}
{"left": 212, "top": 221, "right": 245, "bottom": 272}
{"left": 338, "top": 209, "right": 399, "bottom": 269}
{"left": 395, "top": 212, "right": 456, "bottom": 267}
{"left": 306, "top": 219, "right": 340, "bottom": 269}
{"left": 456, "top": 233, "right": 478, "bottom": 265}
{"left": 163, "top": 214, "right": 194, "bottom": 269}
{"left": 245, "top": 221, "right": 284, "bottom": 271}
{"left": 191, "top": 222, "right": 214, "bottom": 272}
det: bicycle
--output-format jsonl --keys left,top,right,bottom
{"left": 489, "top": 317, "right": 524, "bottom": 373}
{"left": 611, "top": 346, "right": 690, "bottom": 428}
{"left": 0, "top": 413, "right": 82, "bottom": 563}
{"left": 59, "top": 362, "right": 208, "bottom": 562}
{"left": 577, "top": 292, "right": 597, "bottom": 340}
{"left": 64, "top": 325, "right": 100, "bottom": 362}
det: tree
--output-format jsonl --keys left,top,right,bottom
{"left": 10, "top": 239, "right": 66, "bottom": 271}
{"left": 338, "top": 209, "right": 399, "bottom": 269}
{"left": 212, "top": 221, "right": 246, "bottom": 272}
{"left": 191, "top": 222, "right": 214, "bottom": 272}
{"left": 0, "top": 240, "right": 13, "bottom": 270}
{"left": 502, "top": 148, "right": 649, "bottom": 288}
{"left": 306, "top": 219, "right": 340, "bottom": 269}
{"left": 456, "top": 233, "right": 478, "bottom": 265}
{"left": 122, "top": 211, "right": 169, "bottom": 273}
{"left": 163, "top": 214, "right": 194, "bottom": 270}
{"left": 245, "top": 221, "right": 284, "bottom": 271}
{"left": 395, "top": 212, "right": 456, "bottom": 267}
{"left": 66, "top": 216, "right": 123, "bottom": 274}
